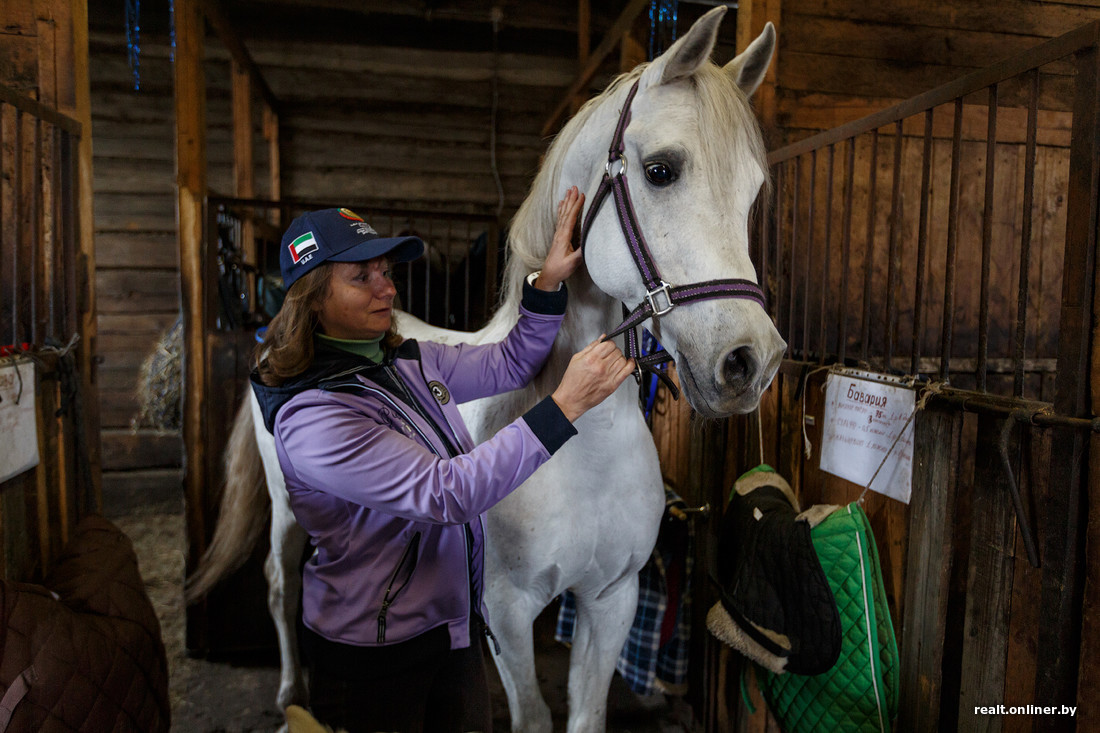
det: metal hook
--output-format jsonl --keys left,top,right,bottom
{"left": 999, "top": 413, "right": 1040, "bottom": 568}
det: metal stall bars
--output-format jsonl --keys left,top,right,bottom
{"left": 737, "top": 21, "right": 1100, "bottom": 731}
{"left": 0, "top": 81, "right": 92, "bottom": 580}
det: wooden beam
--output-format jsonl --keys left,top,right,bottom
{"left": 569, "top": 0, "right": 590, "bottom": 115}
{"left": 540, "top": 0, "right": 649, "bottom": 138}
{"left": 69, "top": 0, "right": 102, "bottom": 513}
{"left": 737, "top": 0, "right": 781, "bottom": 137}
{"left": 174, "top": 0, "right": 209, "bottom": 651}
{"left": 199, "top": 0, "right": 279, "bottom": 112}
{"left": 231, "top": 59, "right": 255, "bottom": 307}
{"left": 263, "top": 102, "right": 280, "bottom": 225}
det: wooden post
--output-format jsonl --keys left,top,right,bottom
{"left": 570, "top": 0, "right": 590, "bottom": 116}
{"left": 957, "top": 414, "right": 1019, "bottom": 728}
{"left": 69, "top": 0, "right": 100, "bottom": 514}
{"left": 174, "top": 0, "right": 209, "bottom": 651}
{"left": 1034, "top": 40, "right": 1099, "bottom": 726}
{"left": 620, "top": 22, "right": 645, "bottom": 72}
{"left": 262, "top": 102, "right": 280, "bottom": 226}
{"left": 897, "top": 406, "right": 962, "bottom": 732}
{"left": 541, "top": 0, "right": 649, "bottom": 137}
{"left": 736, "top": 0, "right": 781, "bottom": 142}
{"left": 231, "top": 59, "right": 255, "bottom": 310}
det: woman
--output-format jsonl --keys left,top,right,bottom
{"left": 250, "top": 188, "right": 634, "bottom": 732}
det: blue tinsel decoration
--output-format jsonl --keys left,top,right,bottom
{"left": 124, "top": 0, "right": 140, "bottom": 90}
{"left": 169, "top": 0, "right": 176, "bottom": 62}
{"left": 648, "top": 0, "right": 679, "bottom": 61}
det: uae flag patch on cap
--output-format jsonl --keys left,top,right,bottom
{"left": 289, "top": 231, "right": 319, "bottom": 263}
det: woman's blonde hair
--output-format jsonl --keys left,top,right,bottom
{"left": 255, "top": 261, "right": 402, "bottom": 386}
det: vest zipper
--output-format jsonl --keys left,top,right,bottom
{"left": 377, "top": 531, "right": 422, "bottom": 643}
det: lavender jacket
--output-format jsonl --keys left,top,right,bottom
{"left": 251, "top": 281, "right": 575, "bottom": 651}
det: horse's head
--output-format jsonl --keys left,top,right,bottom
{"left": 560, "top": 7, "right": 785, "bottom": 418}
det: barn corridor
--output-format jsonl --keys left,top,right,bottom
{"left": 111, "top": 501, "right": 690, "bottom": 732}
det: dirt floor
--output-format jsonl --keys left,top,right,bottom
{"left": 113, "top": 507, "right": 696, "bottom": 732}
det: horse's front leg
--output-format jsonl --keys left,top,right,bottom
{"left": 485, "top": 577, "right": 554, "bottom": 733}
{"left": 566, "top": 575, "right": 639, "bottom": 733}
{"left": 265, "top": 488, "right": 309, "bottom": 710}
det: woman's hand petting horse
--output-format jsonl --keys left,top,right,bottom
{"left": 534, "top": 185, "right": 586, "bottom": 291}
{"left": 552, "top": 336, "right": 636, "bottom": 422}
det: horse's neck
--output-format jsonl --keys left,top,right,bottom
{"left": 531, "top": 272, "right": 628, "bottom": 404}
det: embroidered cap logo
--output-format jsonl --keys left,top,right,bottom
{"left": 288, "top": 231, "right": 319, "bottom": 264}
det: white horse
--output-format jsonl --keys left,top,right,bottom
{"left": 186, "top": 8, "right": 783, "bottom": 731}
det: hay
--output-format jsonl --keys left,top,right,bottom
{"left": 132, "top": 316, "right": 183, "bottom": 433}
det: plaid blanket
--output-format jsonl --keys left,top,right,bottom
{"left": 556, "top": 489, "right": 694, "bottom": 696}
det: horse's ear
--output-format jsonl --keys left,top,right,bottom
{"left": 641, "top": 5, "right": 726, "bottom": 89}
{"left": 724, "top": 22, "right": 776, "bottom": 97}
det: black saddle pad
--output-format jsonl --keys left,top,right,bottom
{"left": 715, "top": 481, "right": 841, "bottom": 675}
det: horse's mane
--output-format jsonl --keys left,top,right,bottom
{"left": 490, "top": 60, "right": 768, "bottom": 341}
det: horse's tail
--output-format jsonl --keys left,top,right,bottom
{"left": 184, "top": 394, "right": 272, "bottom": 604}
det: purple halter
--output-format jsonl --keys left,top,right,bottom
{"left": 578, "top": 79, "right": 767, "bottom": 399}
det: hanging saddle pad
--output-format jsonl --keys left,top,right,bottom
{"left": 706, "top": 465, "right": 841, "bottom": 675}
{"left": 758, "top": 502, "right": 900, "bottom": 733}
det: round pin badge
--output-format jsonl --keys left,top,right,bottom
{"left": 428, "top": 380, "right": 450, "bottom": 405}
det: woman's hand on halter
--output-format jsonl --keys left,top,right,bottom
{"left": 552, "top": 336, "right": 636, "bottom": 422}
{"left": 535, "top": 186, "right": 586, "bottom": 292}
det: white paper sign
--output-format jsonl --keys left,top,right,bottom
{"left": 0, "top": 359, "right": 39, "bottom": 483}
{"left": 820, "top": 369, "right": 915, "bottom": 504}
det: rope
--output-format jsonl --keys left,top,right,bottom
{"left": 0, "top": 334, "right": 81, "bottom": 406}
{"left": 799, "top": 365, "right": 833, "bottom": 459}
{"left": 756, "top": 404, "right": 764, "bottom": 466}
{"left": 855, "top": 380, "right": 944, "bottom": 504}
{"left": 796, "top": 363, "right": 945, "bottom": 503}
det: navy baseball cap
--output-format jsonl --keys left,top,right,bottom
{"left": 280, "top": 207, "right": 425, "bottom": 289}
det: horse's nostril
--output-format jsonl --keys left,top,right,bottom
{"left": 723, "top": 346, "right": 755, "bottom": 387}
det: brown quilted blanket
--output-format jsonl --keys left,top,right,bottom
{"left": 0, "top": 515, "right": 169, "bottom": 732}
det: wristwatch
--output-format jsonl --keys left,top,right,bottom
{"left": 527, "top": 270, "right": 563, "bottom": 290}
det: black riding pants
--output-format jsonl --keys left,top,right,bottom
{"left": 302, "top": 624, "right": 492, "bottom": 733}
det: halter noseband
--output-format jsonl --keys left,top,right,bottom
{"left": 577, "top": 79, "right": 767, "bottom": 399}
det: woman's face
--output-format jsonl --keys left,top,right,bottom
{"left": 316, "top": 258, "right": 397, "bottom": 340}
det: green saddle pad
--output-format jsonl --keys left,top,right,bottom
{"left": 757, "top": 503, "right": 899, "bottom": 732}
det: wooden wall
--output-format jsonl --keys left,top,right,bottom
{"left": 90, "top": 27, "right": 234, "bottom": 506}
{"left": 755, "top": 0, "right": 1100, "bottom": 145}
{"left": 86, "top": 1, "right": 629, "bottom": 505}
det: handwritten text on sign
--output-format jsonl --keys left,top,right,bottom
{"left": 820, "top": 369, "right": 915, "bottom": 504}
{"left": 0, "top": 359, "right": 39, "bottom": 483}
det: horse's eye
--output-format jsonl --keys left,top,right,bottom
{"left": 644, "top": 160, "right": 677, "bottom": 186}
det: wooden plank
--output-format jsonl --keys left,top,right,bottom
{"left": 541, "top": 0, "right": 650, "bottom": 137}
{"left": 100, "top": 468, "right": 183, "bottom": 517}
{"left": 95, "top": 232, "right": 179, "bottom": 269}
{"left": 1003, "top": 428, "right": 1047, "bottom": 733}
{"left": 67, "top": 0, "right": 103, "bottom": 513}
{"left": 957, "top": 414, "right": 1019, "bottom": 728}
{"left": 737, "top": 0, "right": 782, "bottom": 135}
{"left": 778, "top": 94, "right": 1074, "bottom": 148}
{"left": 95, "top": 270, "right": 180, "bottom": 313}
{"left": 1033, "top": 43, "right": 1099, "bottom": 721}
{"left": 778, "top": 51, "right": 1077, "bottom": 112}
{"left": 263, "top": 103, "right": 279, "bottom": 225}
{"left": 897, "top": 405, "right": 962, "bottom": 733}
{"left": 783, "top": 14, "right": 1079, "bottom": 72}
{"left": 784, "top": 0, "right": 1100, "bottom": 39}
{"left": 101, "top": 429, "right": 182, "bottom": 470}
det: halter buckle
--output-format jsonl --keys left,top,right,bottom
{"left": 606, "top": 155, "right": 627, "bottom": 178}
{"left": 646, "top": 281, "right": 675, "bottom": 317}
